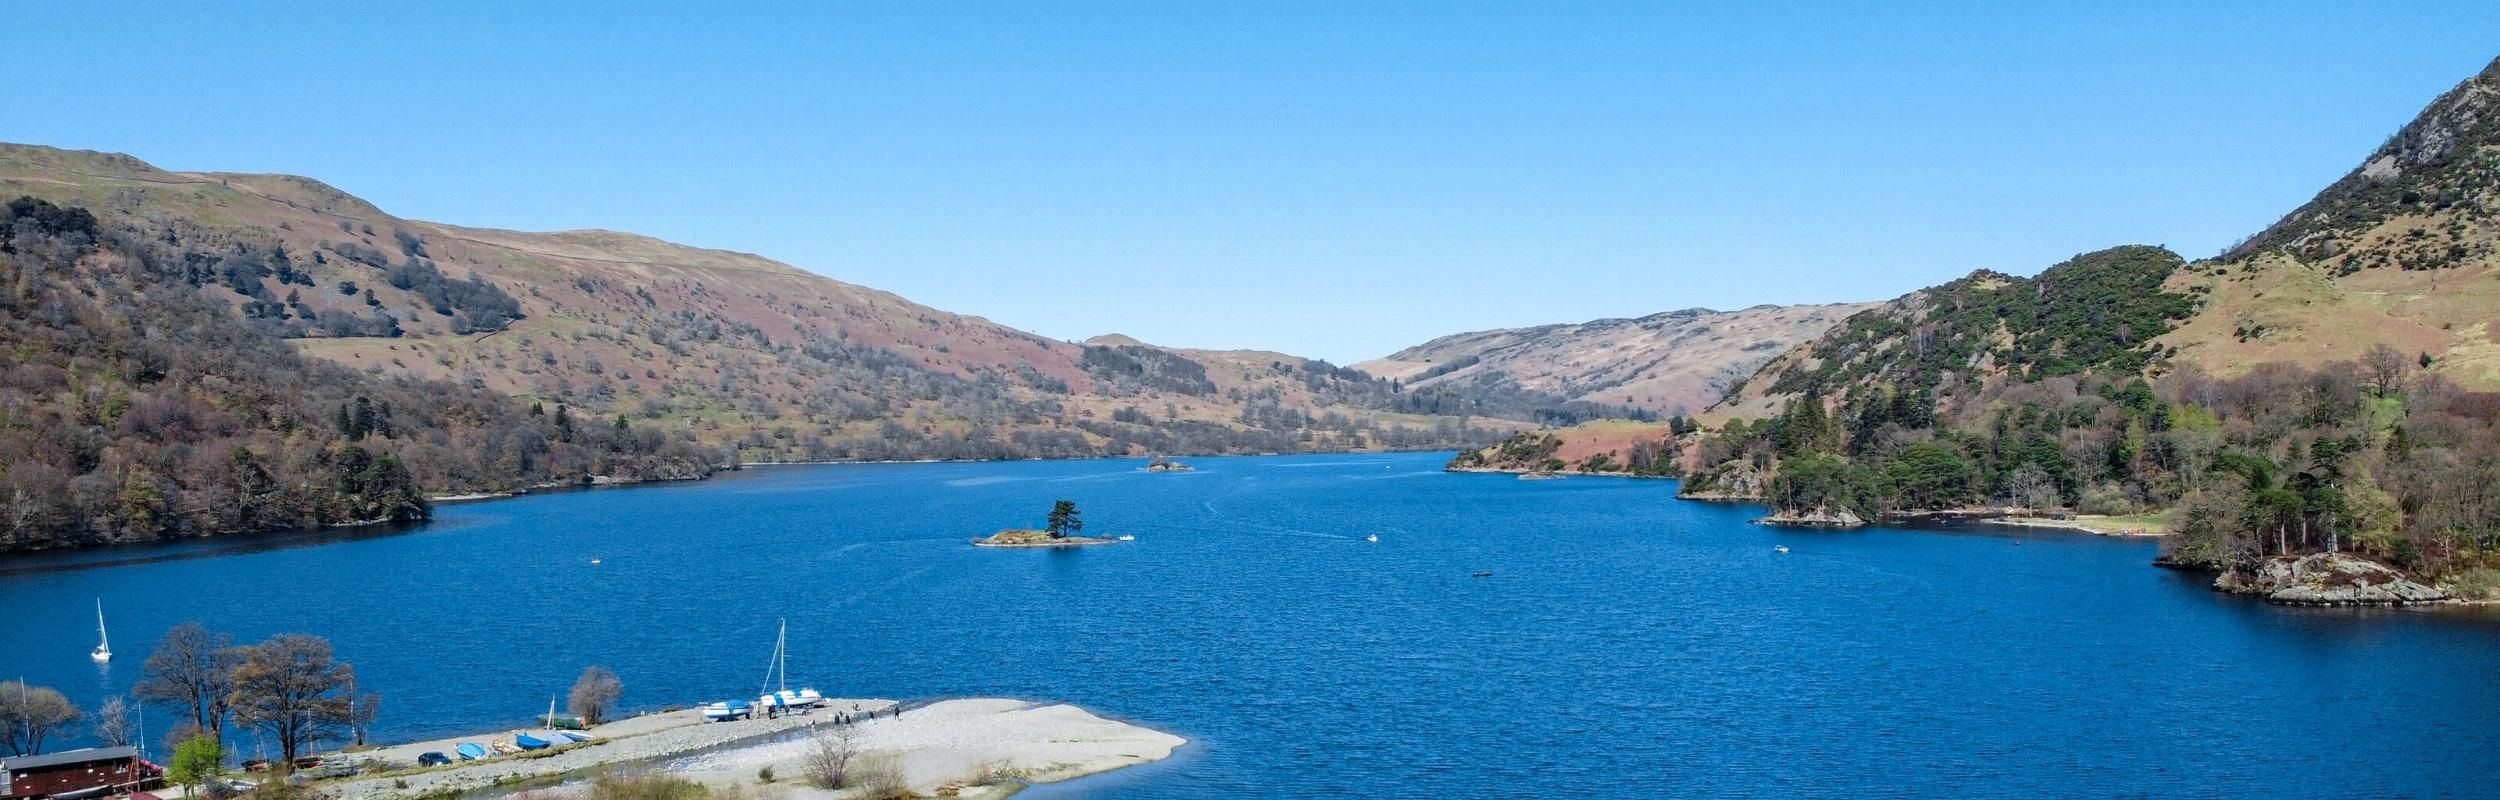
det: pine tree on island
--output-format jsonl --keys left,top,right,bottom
{"left": 1046, "top": 500, "right": 1083, "bottom": 539}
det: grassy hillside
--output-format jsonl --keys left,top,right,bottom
{"left": 1630, "top": 57, "right": 2500, "bottom": 595}
{"left": 0, "top": 144, "right": 1523, "bottom": 474}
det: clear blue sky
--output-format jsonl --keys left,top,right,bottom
{"left": 5, "top": 3, "right": 2497, "bottom": 362}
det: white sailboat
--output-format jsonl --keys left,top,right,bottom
{"left": 755, "top": 619, "right": 824, "bottom": 710}
{"left": 90, "top": 599, "right": 111, "bottom": 664}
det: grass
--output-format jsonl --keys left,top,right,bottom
{"left": 2073, "top": 513, "right": 2173, "bottom": 535}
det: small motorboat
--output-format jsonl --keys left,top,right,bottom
{"left": 1367, "top": 534, "right": 1378, "bottom": 543}
{"left": 455, "top": 742, "right": 488, "bottom": 761}
{"left": 1471, "top": 571, "right": 1493, "bottom": 578}
{"left": 1776, "top": 546, "right": 1791, "bottom": 554}
{"left": 556, "top": 731, "right": 595, "bottom": 743}
{"left": 513, "top": 732, "right": 552, "bottom": 750}
{"left": 1117, "top": 535, "right": 1135, "bottom": 541}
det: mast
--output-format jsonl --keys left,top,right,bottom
{"left": 757, "top": 619, "right": 788, "bottom": 698}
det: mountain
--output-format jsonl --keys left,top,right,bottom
{"left": 1354, "top": 303, "right": 1872, "bottom": 417}
{"left": 0, "top": 144, "right": 1537, "bottom": 461}
{"left": 0, "top": 144, "right": 1533, "bottom": 551}
{"left": 2155, "top": 56, "right": 2500, "bottom": 388}
{"left": 1453, "top": 56, "right": 2500, "bottom": 601}
{"left": 1707, "top": 246, "right": 2199, "bottom": 420}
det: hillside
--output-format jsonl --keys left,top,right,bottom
{"left": 0, "top": 197, "right": 717, "bottom": 551}
{"left": 0, "top": 144, "right": 1523, "bottom": 477}
{"left": 1355, "top": 303, "right": 1870, "bottom": 416}
{"left": 1588, "top": 57, "right": 2500, "bottom": 601}
{"left": 1707, "top": 245, "right": 2200, "bottom": 420}
{"left": 2156, "top": 56, "right": 2500, "bottom": 387}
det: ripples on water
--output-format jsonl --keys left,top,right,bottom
{"left": 6, "top": 453, "right": 2499, "bottom": 798}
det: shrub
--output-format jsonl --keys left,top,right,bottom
{"left": 848, "top": 753, "right": 911, "bottom": 800}
{"left": 2077, "top": 483, "right": 2133, "bottom": 516}
{"left": 587, "top": 774, "right": 708, "bottom": 800}
{"left": 2449, "top": 568, "right": 2500, "bottom": 600}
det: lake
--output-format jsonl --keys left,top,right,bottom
{"left": 5, "top": 452, "right": 2499, "bottom": 797}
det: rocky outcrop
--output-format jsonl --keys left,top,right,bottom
{"left": 2214, "top": 552, "right": 2448, "bottom": 606}
{"left": 1756, "top": 507, "right": 1867, "bottom": 528}
{"left": 1679, "top": 460, "right": 1766, "bottom": 500}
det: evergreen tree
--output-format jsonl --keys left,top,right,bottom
{"left": 1044, "top": 500, "right": 1082, "bottom": 539}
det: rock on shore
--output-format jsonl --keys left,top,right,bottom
{"left": 2215, "top": 552, "right": 2448, "bottom": 605}
{"left": 1755, "top": 507, "right": 1867, "bottom": 528}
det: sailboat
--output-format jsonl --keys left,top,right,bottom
{"left": 755, "top": 619, "right": 825, "bottom": 710}
{"left": 90, "top": 599, "right": 111, "bottom": 664}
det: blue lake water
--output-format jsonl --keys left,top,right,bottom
{"left": 5, "top": 452, "right": 2499, "bottom": 797}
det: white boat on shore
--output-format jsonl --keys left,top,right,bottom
{"left": 701, "top": 700, "right": 753, "bottom": 722}
{"left": 755, "top": 620, "right": 826, "bottom": 710}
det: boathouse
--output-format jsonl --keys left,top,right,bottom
{"left": 0, "top": 747, "right": 161, "bottom": 800}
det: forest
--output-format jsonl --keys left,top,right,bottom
{"left": 1682, "top": 336, "right": 2500, "bottom": 590}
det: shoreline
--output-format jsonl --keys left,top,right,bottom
{"left": 320, "top": 699, "right": 1184, "bottom": 800}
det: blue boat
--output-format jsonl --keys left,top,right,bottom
{"left": 455, "top": 743, "right": 487, "bottom": 761}
{"left": 701, "top": 699, "right": 753, "bottom": 722}
{"left": 513, "top": 732, "right": 552, "bottom": 750}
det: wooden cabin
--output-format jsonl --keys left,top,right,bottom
{"left": 0, "top": 747, "right": 161, "bottom": 800}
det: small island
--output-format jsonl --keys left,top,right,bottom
{"left": 1145, "top": 455, "right": 1194, "bottom": 472}
{"left": 974, "top": 500, "right": 1121, "bottom": 547}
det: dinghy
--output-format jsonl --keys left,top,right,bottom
{"left": 513, "top": 732, "right": 552, "bottom": 750}
{"left": 455, "top": 742, "right": 487, "bottom": 761}
{"left": 557, "top": 731, "right": 594, "bottom": 743}
{"left": 701, "top": 699, "right": 752, "bottom": 722}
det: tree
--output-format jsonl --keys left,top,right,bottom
{"left": 0, "top": 680, "right": 81, "bottom": 756}
{"left": 1044, "top": 500, "right": 1082, "bottom": 539}
{"left": 227, "top": 634, "right": 355, "bottom": 764}
{"left": 93, "top": 697, "right": 134, "bottom": 748}
{"left": 569, "top": 666, "right": 623, "bottom": 725}
{"left": 166, "top": 733, "right": 224, "bottom": 796}
{"left": 343, "top": 674, "right": 382, "bottom": 747}
{"left": 1999, "top": 463, "right": 2060, "bottom": 511}
{"left": 800, "top": 725, "right": 858, "bottom": 789}
{"left": 2362, "top": 343, "right": 2410, "bottom": 395}
{"left": 136, "top": 622, "right": 240, "bottom": 741}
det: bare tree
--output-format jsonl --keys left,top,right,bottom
{"left": 568, "top": 666, "right": 623, "bottom": 725}
{"left": 0, "top": 680, "right": 82, "bottom": 756}
{"left": 136, "top": 622, "right": 240, "bottom": 742}
{"left": 93, "top": 696, "right": 134, "bottom": 748}
{"left": 2001, "top": 464, "right": 2060, "bottom": 511}
{"left": 2363, "top": 343, "right": 2411, "bottom": 395}
{"left": 227, "top": 634, "right": 355, "bottom": 764}
{"left": 343, "top": 674, "right": 382, "bottom": 747}
{"left": 800, "top": 724, "right": 859, "bottom": 789}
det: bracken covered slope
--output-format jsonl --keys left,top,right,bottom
{"left": 1354, "top": 303, "right": 1871, "bottom": 416}
{"left": 0, "top": 143, "right": 1526, "bottom": 469}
